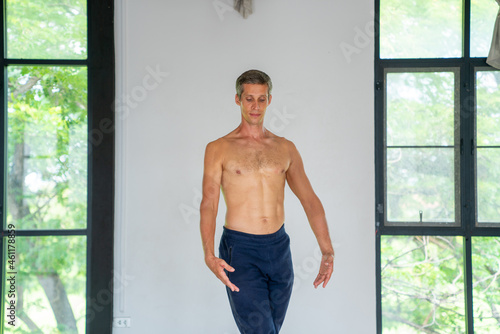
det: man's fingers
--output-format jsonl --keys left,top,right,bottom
{"left": 220, "top": 272, "right": 240, "bottom": 292}
{"left": 322, "top": 274, "right": 332, "bottom": 288}
{"left": 313, "top": 260, "right": 334, "bottom": 288}
{"left": 215, "top": 258, "right": 234, "bottom": 272}
{"left": 228, "top": 282, "right": 240, "bottom": 292}
{"left": 321, "top": 268, "right": 333, "bottom": 288}
{"left": 221, "top": 261, "right": 235, "bottom": 272}
{"left": 216, "top": 260, "right": 239, "bottom": 292}
{"left": 206, "top": 257, "right": 240, "bottom": 292}
{"left": 313, "top": 273, "right": 325, "bottom": 288}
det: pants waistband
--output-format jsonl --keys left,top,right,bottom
{"left": 222, "top": 224, "right": 287, "bottom": 244}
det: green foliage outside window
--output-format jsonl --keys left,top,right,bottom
{"left": 5, "top": 67, "right": 88, "bottom": 333}
{"left": 379, "top": 0, "right": 500, "bottom": 333}
{"left": 2, "top": 0, "right": 89, "bottom": 333}
{"left": 382, "top": 236, "right": 465, "bottom": 333}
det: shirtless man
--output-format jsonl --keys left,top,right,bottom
{"left": 200, "top": 69, "right": 334, "bottom": 334}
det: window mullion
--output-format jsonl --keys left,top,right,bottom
{"left": 459, "top": 62, "right": 474, "bottom": 231}
{"left": 464, "top": 237, "right": 474, "bottom": 334}
{"left": 459, "top": 60, "right": 476, "bottom": 334}
{"left": 462, "top": 0, "right": 474, "bottom": 330}
{"left": 463, "top": 0, "right": 471, "bottom": 60}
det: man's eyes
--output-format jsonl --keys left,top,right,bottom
{"left": 245, "top": 98, "right": 266, "bottom": 102}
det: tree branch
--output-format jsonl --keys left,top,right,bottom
{"left": 383, "top": 311, "right": 441, "bottom": 334}
{"left": 17, "top": 285, "right": 43, "bottom": 333}
{"left": 9, "top": 76, "right": 40, "bottom": 102}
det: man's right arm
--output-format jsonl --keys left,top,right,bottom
{"left": 200, "top": 140, "right": 239, "bottom": 292}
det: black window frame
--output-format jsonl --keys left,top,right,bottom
{"left": 0, "top": 1, "right": 115, "bottom": 333}
{"left": 375, "top": 0, "right": 500, "bottom": 333}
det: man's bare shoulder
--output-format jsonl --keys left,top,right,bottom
{"left": 206, "top": 137, "right": 225, "bottom": 147}
{"left": 204, "top": 136, "right": 235, "bottom": 163}
{"left": 277, "top": 136, "right": 298, "bottom": 152}
{"left": 204, "top": 137, "right": 228, "bottom": 158}
{"left": 206, "top": 135, "right": 234, "bottom": 151}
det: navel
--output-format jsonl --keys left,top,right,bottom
{"left": 236, "top": 170, "right": 241, "bottom": 175}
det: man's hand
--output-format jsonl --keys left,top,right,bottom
{"left": 313, "top": 254, "right": 334, "bottom": 289}
{"left": 205, "top": 255, "right": 240, "bottom": 292}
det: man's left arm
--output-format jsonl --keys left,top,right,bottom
{"left": 285, "top": 140, "right": 335, "bottom": 288}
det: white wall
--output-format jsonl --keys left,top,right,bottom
{"left": 113, "top": 0, "right": 375, "bottom": 333}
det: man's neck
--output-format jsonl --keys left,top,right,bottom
{"left": 235, "top": 122, "right": 268, "bottom": 140}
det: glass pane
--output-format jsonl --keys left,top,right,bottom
{"left": 387, "top": 148, "right": 456, "bottom": 224}
{"left": 471, "top": 0, "right": 499, "bottom": 58}
{"left": 380, "top": 0, "right": 462, "bottom": 59}
{"left": 477, "top": 71, "right": 500, "bottom": 225}
{"left": 477, "top": 71, "right": 500, "bottom": 146}
{"left": 472, "top": 237, "right": 500, "bottom": 334}
{"left": 477, "top": 149, "right": 500, "bottom": 223}
{"left": 381, "top": 236, "right": 465, "bottom": 334}
{"left": 3, "top": 236, "right": 86, "bottom": 333}
{"left": 387, "top": 72, "right": 456, "bottom": 146}
{"left": 6, "top": 66, "right": 88, "bottom": 230}
{"left": 6, "top": 0, "right": 87, "bottom": 59}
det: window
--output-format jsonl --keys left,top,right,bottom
{"left": 1, "top": 1, "right": 114, "bottom": 333}
{"left": 375, "top": 0, "right": 500, "bottom": 333}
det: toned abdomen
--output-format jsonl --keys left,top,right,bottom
{"left": 221, "top": 172, "right": 286, "bottom": 234}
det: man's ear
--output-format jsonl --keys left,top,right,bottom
{"left": 235, "top": 94, "right": 241, "bottom": 106}
{"left": 268, "top": 94, "right": 272, "bottom": 105}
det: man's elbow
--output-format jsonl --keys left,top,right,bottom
{"left": 200, "top": 198, "right": 217, "bottom": 215}
{"left": 301, "top": 194, "right": 323, "bottom": 215}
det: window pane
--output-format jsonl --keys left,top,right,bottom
{"left": 381, "top": 236, "right": 465, "bottom": 334}
{"left": 387, "top": 148, "right": 456, "bottom": 224}
{"left": 6, "top": 0, "right": 87, "bottom": 59}
{"left": 477, "top": 149, "right": 500, "bottom": 223}
{"left": 6, "top": 66, "right": 88, "bottom": 230}
{"left": 387, "top": 72, "right": 456, "bottom": 146}
{"left": 471, "top": 0, "right": 499, "bottom": 58}
{"left": 385, "top": 70, "right": 459, "bottom": 226}
{"left": 472, "top": 237, "right": 500, "bottom": 333}
{"left": 477, "top": 71, "right": 500, "bottom": 146}
{"left": 3, "top": 236, "right": 86, "bottom": 333}
{"left": 477, "top": 71, "right": 500, "bottom": 225}
{"left": 380, "top": 0, "right": 462, "bottom": 59}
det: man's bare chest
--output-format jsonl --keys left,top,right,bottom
{"left": 223, "top": 144, "right": 290, "bottom": 175}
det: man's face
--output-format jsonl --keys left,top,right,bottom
{"left": 235, "top": 84, "right": 272, "bottom": 126}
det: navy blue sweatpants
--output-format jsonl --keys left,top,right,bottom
{"left": 219, "top": 224, "right": 294, "bottom": 334}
